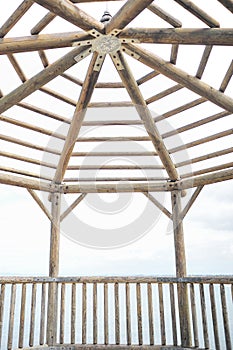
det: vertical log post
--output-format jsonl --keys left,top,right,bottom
{"left": 171, "top": 190, "right": 191, "bottom": 347}
{"left": 47, "top": 190, "right": 61, "bottom": 346}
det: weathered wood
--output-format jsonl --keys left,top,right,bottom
{"left": 146, "top": 84, "right": 183, "bottom": 105}
{"left": 144, "top": 192, "right": 172, "bottom": 219}
{"left": 40, "top": 283, "right": 46, "bottom": 345}
{"left": 8, "top": 284, "right": 16, "bottom": 350}
{"left": 169, "top": 283, "right": 177, "bottom": 346}
{"left": 126, "top": 283, "right": 131, "bottom": 345}
{"left": 0, "top": 284, "right": 5, "bottom": 346}
{"left": 147, "top": 283, "right": 154, "bottom": 345}
{"left": 0, "top": 45, "right": 89, "bottom": 114}
{"left": 124, "top": 43, "right": 233, "bottom": 113}
{"left": 34, "top": 0, "right": 104, "bottom": 32}
{"left": 115, "top": 283, "right": 120, "bottom": 345}
{"left": 180, "top": 168, "right": 233, "bottom": 189}
{"left": 0, "top": 31, "right": 90, "bottom": 54}
{"left": 60, "top": 194, "right": 86, "bottom": 221}
{"left": 93, "top": 283, "right": 97, "bottom": 345}
{"left": 199, "top": 284, "right": 209, "bottom": 348}
{"left": 71, "top": 283, "right": 76, "bottom": 344}
{"left": 182, "top": 161, "right": 233, "bottom": 179}
{"left": 0, "top": 165, "right": 52, "bottom": 182}
{"left": 220, "top": 284, "right": 231, "bottom": 348}
{"left": 170, "top": 44, "right": 179, "bottom": 64}
{"left": 217, "top": 0, "right": 233, "bottom": 13}
{"left": 174, "top": 0, "right": 220, "bottom": 27}
{"left": 148, "top": 4, "right": 182, "bottom": 27}
{"left": 105, "top": 0, "right": 154, "bottom": 34}
{"left": 67, "top": 165, "right": 164, "bottom": 170}
{"left": 49, "top": 191, "right": 61, "bottom": 277}
{"left": 180, "top": 186, "right": 204, "bottom": 220}
{"left": 72, "top": 151, "right": 157, "bottom": 157}
{"left": 120, "top": 28, "right": 233, "bottom": 45}
{"left": 0, "top": 172, "right": 51, "bottom": 192}
{"left": 0, "top": 0, "right": 33, "bottom": 38}
{"left": 209, "top": 284, "right": 220, "bottom": 350}
{"left": 47, "top": 282, "right": 58, "bottom": 345}
{"left": 220, "top": 59, "right": 233, "bottom": 92}
{"left": 158, "top": 283, "right": 166, "bottom": 345}
{"left": 60, "top": 283, "right": 65, "bottom": 344}
{"left": 31, "top": 12, "right": 56, "bottom": 35}
{"left": 171, "top": 191, "right": 191, "bottom": 347}
{"left": 136, "top": 283, "right": 142, "bottom": 345}
{"left": 54, "top": 52, "right": 104, "bottom": 183}
{"left": 189, "top": 283, "right": 199, "bottom": 347}
{"left": 112, "top": 50, "right": 179, "bottom": 181}
{"left": 29, "top": 284, "right": 37, "bottom": 346}
{"left": 27, "top": 189, "right": 52, "bottom": 221}
{"left": 19, "top": 285, "right": 27, "bottom": 348}
{"left": 7, "top": 53, "right": 26, "bottom": 82}
{"left": 82, "top": 283, "right": 87, "bottom": 344}
{"left": 196, "top": 46, "right": 213, "bottom": 79}
{"left": 104, "top": 283, "right": 108, "bottom": 345}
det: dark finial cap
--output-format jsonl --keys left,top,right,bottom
{"left": 100, "top": 10, "right": 112, "bottom": 23}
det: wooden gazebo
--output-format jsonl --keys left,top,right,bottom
{"left": 0, "top": 0, "right": 233, "bottom": 349}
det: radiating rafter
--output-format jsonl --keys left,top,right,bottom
{"left": 110, "top": 50, "right": 179, "bottom": 181}
{"left": 53, "top": 52, "right": 105, "bottom": 183}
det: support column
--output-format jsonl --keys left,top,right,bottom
{"left": 47, "top": 190, "right": 61, "bottom": 346}
{"left": 171, "top": 190, "right": 192, "bottom": 347}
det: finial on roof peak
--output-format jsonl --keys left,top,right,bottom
{"left": 100, "top": 10, "right": 112, "bottom": 23}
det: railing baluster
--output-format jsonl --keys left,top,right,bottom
{"left": 209, "top": 283, "right": 220, "bottom": 349}
{"left": 93, "top": 283, "right": 97, "bottom": 345}
{"left": 40, "top": 283, "right": 46, "bottom": 346}
{"left": 126, "top": 282, "right": 131, "bottom": 345}
{"left": 104, "top": 283, "right": 108, "bottom": 345}
{"left": 169, "top": 283, "right": 177, "bottom": 346}
{"left": 8, "top": 283, "right": 16, "bottom": 350}
{"left": 60, "top": 283, "right": 65, "bottom": 344}
{"left": 136, "top": 283, "right": 142, "bottom": 345}
{"left": 18, "top": 283, "right": 26, "bottom": 348}
{"left": 71, "top": 283, "right": 76, "bottom": 344}
{"left": 158, "top": 283, "right": 166, "bottom": 345}
{"left": 29, "top": 283, "right": 37, "bottom": 346}
{"left": 147, "top": 282, "right": 154, "bottom": 345}
{"left": 220, "top": 283, "right": 231, "bottom": 349}
{"left": 199, "top": 283, "right": 209, "bottom": 349}
{"left": 190, "top": 283, "right": 199, "bottom": 347}
{"left": 82, "top": 283, "right": 86, "bottom": 344}
{"left": 0, "top": 284, "right": 6, "bottom": 347}
{"left": 115, "top": 282, "right": 120, "bottom": 345}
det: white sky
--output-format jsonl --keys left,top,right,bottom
{"left": 0, "top": 0, "right": 232, "bottom": 277}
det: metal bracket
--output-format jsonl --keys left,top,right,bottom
{"left": 72, "top": 40, "right": 93, "bottom": 47}
{"left": 74, "top": 47, "right": 92, "bottom": 63}
{"left": 110, "top": 52, "right": 124, "bottom": 70}
{"left": 121, "top": 44, "right": 140, "bottom": 60}
{"left": 94, "top": 54, "right": 106, "bottom": 71}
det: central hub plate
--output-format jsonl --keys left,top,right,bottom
{"left": 92, "top": 35, "right": 121, "bottom": 54}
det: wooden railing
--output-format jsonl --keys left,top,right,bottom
{"left": 0, "top": 276, "right": 232, "bottom": 350}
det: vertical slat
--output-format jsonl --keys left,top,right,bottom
{"left": 126, "top": 282, "right": 131, "bottom": 345}
{"left": 0, "top": 284, "right": 6, "bottom": 347}
{"left": 231, "top": 284, "right": 233, "bottom": 302}
{"left": 29, "top": 283, "right": 37, "bottom": 346}
{"left": 40, "top": 283, "right": 46, "bottom": 346}
{"left": 93, "top": 283, "right": 97, "bottom": 345}
{"left": 71, "top": 283, "right": 76, "bottom": 344}
{"left": 136, "top": 283, "right": 143, "bottom": 345}
{"left": 190, "top": 283, "right": 199, "bottom": 347}
{"left": 104, "top": 283, "right": 108, "bottom": 345}
{"left": 18, "top": 283, "right": 27, "bottom": 348}
{"left": 60, "top": 283, "right": 65, "bottom": 344}
{"left": 209, "top": 284, "right": 220, "bottom": 350}
{"left": 199, "top": 283, "right": 209, "bottom": 349}
{"left": 46, "top": 282, "right": 58, "bottom": 345}
{"left": 115, "top": 282, "right": 120, "bottom": 345}
{"left": 147, "top": 283, "right": 154, "bottom": 345}
{"left": 169, "top": 283, "right": 177, "bottom": 346}
{"left": 220, "top": 284, "right": 231, "bottom": 348}
{"left": 8, "top": 284, "right": 16, "bottom": 350}
{"left": 82, "top": 283, "right": 86, "bottom": 344}
{"left": 158, "top": 283, "right": 166, "bottom": 346}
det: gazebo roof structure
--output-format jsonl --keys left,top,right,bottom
{"left": 0, "top": 1, "right": 233, "bottom": 350}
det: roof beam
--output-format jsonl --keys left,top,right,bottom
{"left": 34, "top": 0, "right": 104, "bottom": 32}
{"left": 53, "top": 52, "right": 105, "bottom": 183}
{"left": 0, "top": 32, "right": 90, "bottom": 54}
{"left": 0, "top": 45, "right": 90, "bottom": 114}
{"left": 0, "top": 0, "right": 33, "bottom": 38}
{"left": 111, "top": 51, "right": 179, "bottom": 181}
{"left": 124, "top": 44, "right": 233, "bottom": 113}
{"left": 0, "top": 173, "right": 51, "bottom": 192}
{"left": 120, "top": 28, "right": 233, "bottom": 45}
{"left": 217, "top": 0, "right": 233, "bottom": 14}
{"left": 180, "top": 168, "right": 233, "bottom": 189}
{"left": 105, "top": 0, "right": 154, "bottom": 34}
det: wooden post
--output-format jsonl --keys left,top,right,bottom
{"left": 171, "top": 190, "right": 191, "bottom": 347}
{"left": 47, "top": 190, "right": 61, "bottom": 346}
